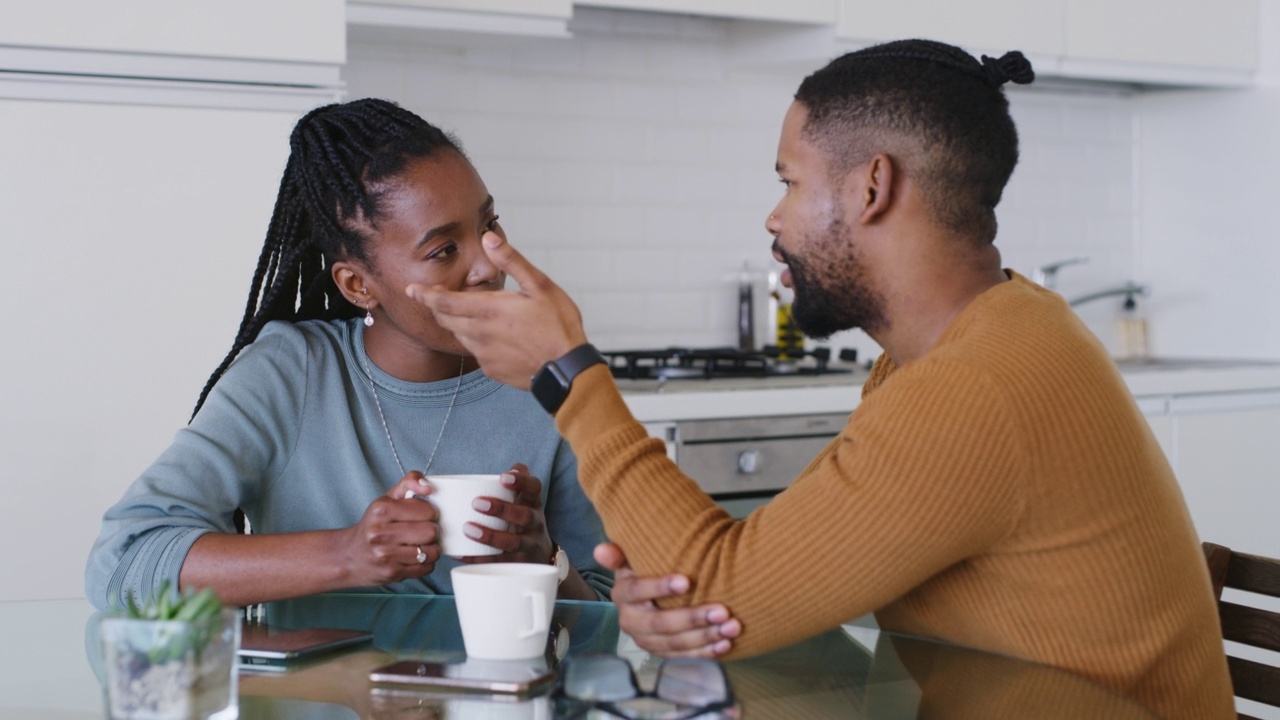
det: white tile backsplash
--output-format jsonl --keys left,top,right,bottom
{"left": 345, "top": 9, "right": 1140, "bottom": 356}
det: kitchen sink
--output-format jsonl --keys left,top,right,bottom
{"left": 1112, "top": 357, "right": 1280, "bottom": 372}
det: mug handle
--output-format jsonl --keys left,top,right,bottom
{"left": 520, "top": 590, "right": 549, "bottom": 639}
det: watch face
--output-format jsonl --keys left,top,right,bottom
{"left": 531, "top": 363, "right": 569, "bottom": 414}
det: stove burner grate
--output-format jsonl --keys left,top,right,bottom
{"left": 602, "top": 346, "right": 853, "bottom": 380}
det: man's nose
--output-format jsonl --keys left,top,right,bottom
{"left": 765, "top": 206, "right": 782, "bottom": 236}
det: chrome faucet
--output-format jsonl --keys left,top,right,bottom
{"left": 1032, "top": 257, "right": 1089, "bottom": 290}
{"left": 1068, "top": 281, "right": 1147, "bottom": 308}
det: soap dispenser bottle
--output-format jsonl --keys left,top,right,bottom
{"left": 1118, "top": 294, "right": 1148, "bottom": 360}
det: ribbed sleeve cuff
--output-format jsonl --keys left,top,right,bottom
{"left": 554, "top": 364, "right": 636, "bottom": 488}
{"left": 104, "top": 526, "right": 209, "bottom": 609}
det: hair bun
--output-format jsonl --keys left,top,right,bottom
{"left": 980, "top": 51, "right": 1035, "bottom": 87}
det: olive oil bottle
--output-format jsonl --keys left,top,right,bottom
{"left": 770, "top": 277, "right": 804, "bottom": 359}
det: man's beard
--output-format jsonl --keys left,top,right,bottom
{"left": 773, "top": 215, "right": 886, "bottom": 339}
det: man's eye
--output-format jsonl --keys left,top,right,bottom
{"left": 485, "top": 214, "right": 501, "bottom": 232}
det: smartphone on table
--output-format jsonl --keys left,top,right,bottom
{"left": 369, "top": 659, "right": 555, "bottom": 695}
{"left": 237, "top": 627, "right": 374, "bottom": 670}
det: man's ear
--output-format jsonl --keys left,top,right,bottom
{"left": 332, "top": 261, "right": 372, "bottom": 310}
{"left": 851, "top": 153, "right": 895, "bottom": 224}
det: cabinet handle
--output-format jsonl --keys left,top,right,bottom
{"left": 737, "top": 450, "right": 763, "bottom": 475}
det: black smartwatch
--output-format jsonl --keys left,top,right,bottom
{"left": 530, "top": 343, "right": 606, "bottom": 415}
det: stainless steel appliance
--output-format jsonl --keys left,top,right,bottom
{"left": 605, "top": 346, "right": 863, "bottom": 518}
{"left": 674, "top": 413, "right": 848, "bottom": 493}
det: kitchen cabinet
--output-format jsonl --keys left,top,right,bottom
{"left": 0, "top": 0, "right": 345, "bottom": 87}
{"left": 831, "top": 0, "right": 1258, "bottom": 86}
{"left": 1136, "top": 397, "right": 1174, "bottom": 459}
{"left": 1166, "top": 392, "right": 1280, "bottom": 560}
{"left": 837, "top": 0, "right": 1064, "bottom": 59}
{"left": 348, "top": 0, "right": 573, "bottom": 39}
{"left": 1, "top": 97, "right": 298, "bottom": 601}
{"left": 372, "top": 0, "right": 572, "bottom": 14}
{"left": 578, "top": 0, "right": 837, "bottom": 25}
{"left": 1064, "top": 0, "right": 1257, "bottom": 76}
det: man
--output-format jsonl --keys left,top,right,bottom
{"left": 408, "top": 39, "right": 1234, "bottom": 719}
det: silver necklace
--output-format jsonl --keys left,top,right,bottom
{"left": 358, "top": 340, "right": 465, "bottom": 476}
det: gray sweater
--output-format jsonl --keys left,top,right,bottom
{"left": 85, "top": 319, "right": 612, "bottom": 609}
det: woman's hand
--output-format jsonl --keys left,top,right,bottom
{"left": 595, "top": 542, "right": 741, "bottom": 658}
{"left": 459, "top": 464, "right": 553, "bottom": 564}
{"left": 335, "top": 472, "right": 442, "bottom": 586}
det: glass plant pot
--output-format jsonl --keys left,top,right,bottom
{"left": 100, "top": 608, "right": 240, "bottom": 719}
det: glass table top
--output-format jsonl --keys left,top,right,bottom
{"left": 0, "top": 594, "right": 1157, "bottom": 718}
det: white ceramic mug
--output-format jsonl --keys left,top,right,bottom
{"left": 427, "top": 474, "right": 515, "bottom": 557}
{"left": 451, "top": 564, "right": 557, "bottom": 660}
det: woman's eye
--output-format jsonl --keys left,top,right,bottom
{"left": 485, "top": 214, "right": 501, "bottom": 232}
{"left": 427, "top": 242, "right": 458, "bottom": 261}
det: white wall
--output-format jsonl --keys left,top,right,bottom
{"left": 1136, "top": 2, "right": 1280, "bottom": 360}
{"left": 344, "top": 7, "right": 1141, "bottom": 359}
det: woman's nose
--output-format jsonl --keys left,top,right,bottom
{"left": 467, "top": 236, "right": 501, "bottom": 287}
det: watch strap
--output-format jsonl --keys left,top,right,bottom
{"left": 552, "top": 343, "right": 606, "bottom": 384}
{"left": 531, "top": 343, "right": 606, "bottom": 415}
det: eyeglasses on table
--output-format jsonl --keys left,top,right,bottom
{"left": 553, "top": 653, "right": 736, "bottom": 719}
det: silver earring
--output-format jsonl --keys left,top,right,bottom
{"left": 362, "top": 288, "right": 374, "bottom": 327}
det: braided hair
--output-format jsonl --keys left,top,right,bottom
{"left": 795, "top": 39, "right": 1035, "bottom": 244}
{"left": 192, "top": 98, "right": 463, "bottom": 419}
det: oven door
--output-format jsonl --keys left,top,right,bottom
{"left": 672, "top": 414, "right": 848, "bottom": 516}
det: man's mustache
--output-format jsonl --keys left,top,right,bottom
{"left": 771, "top": 238, "right": 792, "bottom": 266}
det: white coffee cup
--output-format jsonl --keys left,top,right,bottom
{"left": 452, "top": 563, "right": 557, "bottom": 660}
{"left": 428, "top": 474, "right": 515, "bottom": 558}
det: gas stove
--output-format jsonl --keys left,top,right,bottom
{"left": 602, "top": 346, "right": 858, "bottom": 381}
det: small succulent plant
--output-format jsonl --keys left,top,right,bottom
{"left": 117, "top": 581, "right": 225, "bottom": 664}
{"left": 103, "top": 582, "right": 235, "bottom": 717}
{"left": 122, "top": 580, "right": 222, "bottom": 622}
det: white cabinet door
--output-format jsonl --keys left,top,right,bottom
{"left": 374, "top": 0, "right": 571, "bottom": 16}
{"left": 580, "top": 0, "right": 837, "bottom": 24}
{"left": 1065, "top": 0, "right": 1257, "bottom": 71}
{"left": 0, "top": 0, "right": 344, "bottom": 64}
{"left": 1136, "top": 396, "right": 1172, "bottom": 461}
{"left": 1172, "top": 395, "right": 1280, "bottom": 560}
{"left": 836, "top": 0, "right": 1064, "bottom": 58}
{"left": 0, "top": 98, "right": 297, "bottom": 601}
{"left": 348, "top": 0, "right": 572, "bottom": 39}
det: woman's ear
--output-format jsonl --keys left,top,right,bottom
{"left": 332, "top": 262, "right": 373, "bottom": 310}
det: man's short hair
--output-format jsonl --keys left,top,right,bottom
{"left": 795, "top": 39, "right": 1034, "bottom": 244}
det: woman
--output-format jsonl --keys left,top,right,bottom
{"left": 85, "top": 99, "right": 612, "bottom": 608}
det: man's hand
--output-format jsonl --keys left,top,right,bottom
{"left": 406, "top": 232, "right": 587, "bottom": 389}
{"left": 595, "top": 543, "right": 741, "bottom": 658}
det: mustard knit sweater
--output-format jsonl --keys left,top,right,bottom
{"left": 557, "top": 272, "right": 1234, "bottom": 719}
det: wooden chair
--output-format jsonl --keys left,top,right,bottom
{"left": 1202, "top": 541, "right": 1280, "bottom": 719}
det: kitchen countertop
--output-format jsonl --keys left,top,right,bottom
{"left": 619, "top": 359, "right": 1280, "bottom": 423}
